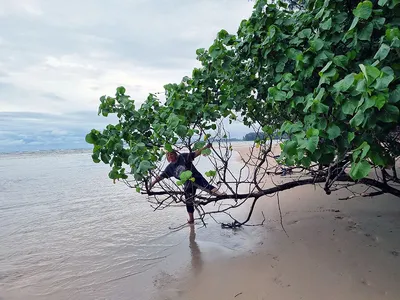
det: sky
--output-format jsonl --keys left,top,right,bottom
{"left": 0, "top": 0, "right": 255, "bottom": 152}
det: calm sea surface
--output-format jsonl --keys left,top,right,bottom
{"left": 0, "top": 145, "right": 264, "bottom": 300}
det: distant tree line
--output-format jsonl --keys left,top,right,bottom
{"left": 242, "top": 132, "right": 288, "bottom": 141}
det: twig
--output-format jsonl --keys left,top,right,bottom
{"left": 277, "top": 193, "right": 289, "bottom": 237}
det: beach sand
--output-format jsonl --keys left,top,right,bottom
{"left": 158, "top": 143, "right": 400, "bottom": 300}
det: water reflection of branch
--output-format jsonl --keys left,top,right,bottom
{"left": 189, "top": 225, "right": 203, "bottom": 276}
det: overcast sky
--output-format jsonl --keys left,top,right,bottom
{"left": 0, "top": 0, "right": 255, "bottom": 152}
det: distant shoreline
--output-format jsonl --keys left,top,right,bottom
{"left": 0, "top": 140, "right": 286, "bottom": 155}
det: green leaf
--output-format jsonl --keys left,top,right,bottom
{"left": 369, "top": 151, "right": 385, "bottom": 166}
{"left": 287, "top": 48, "right": 303, "bottom": 60}
{"left": 356, "top": 79, "right": 367, "bottom": 93}
{"left": 306, "top": 128, "right": 319, "bottom": 138}
{"left": 360, "top": 143, "right": 371, "bottom": 159}
{"left": 315, "top": 7, "right": 325, "bottom": 19}
{"left": 366, "top": 65, "right": 381, "bottom": 81}
{"left": 167, "top": 114, "right": 180, "bottom": 128}
{"left": 268, "top": 87, "right": 287, "bottom": 101}
{"left": 91, "top": 153, "right": 100, "bottom": 163}
{"left": 101, "top": 153, "right": 111, "bottom": 164}
{"left": 389, "top": 85, "right": 400, "bottom": 103}
{"left": 139, "top": 160, "right": 152, "bottom": 173}
{"left": 201, "top": 148, "right": 212, "bottom": 156}
{"left": 136, "top": 186, "right": 141, "bottom": 193}
{"left": 137, "top": 142, "right": 146, "bottom": 149}
{"left": 364, "top": 96, "right": 375, "bottom": 110}
{"left": 109, "top": 169, "right": 119, "bottom": 180}
{"left": 353, "top": 1, "right": 373, "bottom": 20}
{"left": 322, "top": 68, "right": 337, "bottom": 78}
{"left": 262, "top": 125, "right": 274, "bottom": 135}
{"left": 194, "top": 141, "right": 206, "bottom": 150}
{"left": 348, "top": 132, "right": 355, "bottom": 143}
{"left": 316, "top": 118, "right": 327, "bottom": 130}
{"left": 382, "top": 66, "right": 394, "bottom": 76}
{"left": 306, "top": 136, "right": 319, "bottom": 153}
{"left": 333, "top": 55, "right": 349, "bottom": 69}
{"left": 310, "top": 38, "right": 324, "bottom": 52}
{"left": 179, "top": 170, "right": 193, "bottom": 182}
{"left": 283, "top": 141, "right": 298, "bottom": 155}
{"left": 391, "top": 37, "right": 400, "bottom": 48}
{"left": 359, "top": 64, "right": 368, "bottom": 80}
{"left": 315, "top": 103, "right": 329, "bottom": 114}
{"left": 373, "top": 17, "right": 386, "bottom": 29}
{"left": 276, "top": 57, "right": 288, "bottom": 73}
{"left": 205, "top": 170, "right": 217, "bottom": 177}
{"left": 379, "top": 104, "right": 400, "bottom": 122}
{"left": 386, "top": 27, "right": 400, "bottom": 41}
{"left": 350, "top": 160, "right": 371, "bottom": 180}
{"left": 85, "top": 132, "right": 97, "bottom": 144}
{"left": 176, "top": 125, "right": 188, "bottom": 137}
{"left": 320, "top": 61, "right": 333, "bottom": 73}
{"left": 374, "top": 44, "right": 390, "bottom": 60}
{"left": 165, "top": 143, "right": 173, "bottom": 152}
{"left": 358, "top": 23, "right": 373, "bottom": 41}
{"left": 315, "top": 88, "right": 325, "bottom": 101}
{"left": 349, "top": 16, "right": 359, "bottom": 31}
{"left": 134, "top": 173, "right": 143, "bottom": 181}
{"left": 320, "top": 18, "right": 332, "bottom": 30}
{"left": 378, "top": 0, "right": 389, "bottom": 6}
{"left": 374, "top": 74, "right": 394, "bottom": 90}
{"left": 350, "top": 110, "right": 365, "bottom": 127}
{"left": 342, "top": 100, "right": 358, "bottom": 115}
{"left": 117, "top": 86, "right": 126, "bottom": 94}
{"left": 298, "top": 28, "right": 312, "bottom": 39}
{"left": 333, "top": 74, "right": 354, "bottom": 92}
{"left": 302, "top": 156, "right": 312, "bottom": 168}
{"left": 359, "top": 64, "right": 381, "bottom": 82}
{"left": 327, "top": 125, "right": 341, "bottom": 140}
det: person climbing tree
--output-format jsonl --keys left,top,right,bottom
{"left": 149, "top": 143, "right": 225, "bottom": 223}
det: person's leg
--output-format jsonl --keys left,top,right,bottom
{"left": 210, "top": 187, "right": 226, "bottom": 196}
{"left": 186, "top": 201, "right": 195, "bottom": 224}
{"left": 184, "top": 182, "right": 196, "bottom": 224}
{"left": 195, "top": 176, "right": 226, "bottom": 196}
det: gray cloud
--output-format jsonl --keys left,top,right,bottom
{"left": 0, "top": 0, "right": 254, "bottom": 151}
{"left": 0, "top": 111, "right": 116, "bottom": 152}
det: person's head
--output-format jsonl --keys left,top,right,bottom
{"left": 166, "top": 150, "right": 178, "bottom": 163}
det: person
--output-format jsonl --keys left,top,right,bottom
{"left": 149, "top": 143, "right": 225, "bottom": 224}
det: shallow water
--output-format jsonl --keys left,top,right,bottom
{"left": 0, "top": 145, "right": 264, "bottom": 300}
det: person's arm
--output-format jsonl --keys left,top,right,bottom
{"left": 194, "top": 142, "right": 212, "bottom": 158}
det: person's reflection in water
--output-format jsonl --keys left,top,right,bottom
{"left": 189, "top": 224, "right": 203, "bottom": 276}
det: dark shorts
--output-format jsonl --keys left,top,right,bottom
{"left": 184, "top": 176, "right": 215, "bottom": 213}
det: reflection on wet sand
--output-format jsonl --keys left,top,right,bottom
{"left": 189, "top": 225, "right": 203, "bottom": 276}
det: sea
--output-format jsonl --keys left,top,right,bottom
{"left": 0, "top": 144, "right": 267, "bottom": 300}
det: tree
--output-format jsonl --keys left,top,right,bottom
{"left": 86, "top": 0, "right": 400, "bottom": 228}
{"left": 243, "top": 132, "right": 265, "bottom": 141}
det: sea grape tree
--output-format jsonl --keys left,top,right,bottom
{"left": 86, "top": 0, "right": 400, "bottom": 226}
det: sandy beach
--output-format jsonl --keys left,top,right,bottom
{"left": 158, "top": 143, "right": 400, "bottom": 300}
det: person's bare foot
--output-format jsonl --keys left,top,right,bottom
{"left": 211, "top": 188, "right": 227, "bottom": 196}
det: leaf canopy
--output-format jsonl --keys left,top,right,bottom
{"left": 87, "top": 0, "right": 400, "bottom": 184}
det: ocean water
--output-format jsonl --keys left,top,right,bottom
{"left": 0, "top": 145, "right": 265, "bottom": 300}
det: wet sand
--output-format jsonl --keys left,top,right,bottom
{"left": 158, "top": 143, "right": 400, "bottom": 300}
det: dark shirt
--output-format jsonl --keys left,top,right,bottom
{"left": 160, "top": 152, "right": 203, "bottom": 180}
